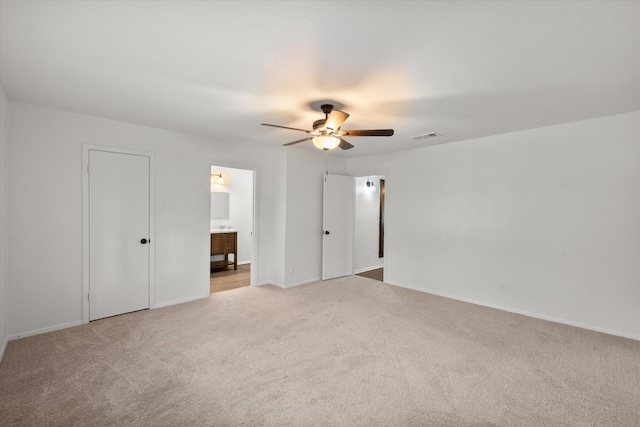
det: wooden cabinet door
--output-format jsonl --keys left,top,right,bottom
{"left": 210, "top": 233, "right": 223, "bottom": 255}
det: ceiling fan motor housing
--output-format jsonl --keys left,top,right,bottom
{"left": 320, "top": 104, "right": 334, "bottom": 115}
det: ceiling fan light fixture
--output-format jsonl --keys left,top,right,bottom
{"left": 313, "top": 135, "right": 340, "bottom": 150}
{"left": 261, "top": 103, "right": 393, "bottom": 151}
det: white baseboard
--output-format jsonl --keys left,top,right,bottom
{"left": 237, "top": 261, "right": 251, "bottom": 266}
{"left": 7, "top": 320, "right": 83, "bottom": 341}
{"left": 0, "top": 336, "right": 7, "bottom": 363}
{"left": 268, "top": 277, "right": 321, "bottom": 289}
{"left": 154, "top": 292, "right": 210, "bottom": 309}
{"left": 355, "top": 265, "right": 384, "bottom": 274}
{"left": 385, "top": 280, "right": 640, "bottom": 342}
{"left": 2, "top": 293, "right": 209, "bottom": 349}
{"left": 284, "top": 277, "right": 322, "bottom": 289}
{"left": 255, "top": 281, "right": 275, "bottom": 287}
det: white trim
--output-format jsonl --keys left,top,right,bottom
{"left": 153, "top": 293, "right": 209, "bottom": 309}
{"left": 355, "top": 265, "right": 384, "bottom": 274}
{"left": 282, "top": 277, "right": 322, "bottom": 289}
{"left": 0, "top": 337, "right": 7, "bottom": 362}
{"left": 7, "top": 320, "right": 83, "bottom": 341}
{"left": 255, "top": 281, "right": 272, "bottom": 287}
{"left": 208, "top": 161, "right": 259, "bottom": 288}
{"left": 385, "top": 280, "right": 640, "bottom": 342}
{"left": 237, "top": 261, "right": 251, "bottom": 266}
{"left": 82, "top": 144, "right": 156, "bottom": 324}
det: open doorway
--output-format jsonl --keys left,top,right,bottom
{"left": 210, "top": 165, "right": 255, "bottom": 294}
{"left": 354, "top": 175, "right": 385, "bottom": 282}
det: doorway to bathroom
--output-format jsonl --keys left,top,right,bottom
{"left": 354, "top": 175, "right": 385, "bottom": 282}
{"left": 210, "top": 165, "right": 255, "bottom": 294}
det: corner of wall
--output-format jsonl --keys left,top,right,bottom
{"left": 0, "top": 86, "right": 10, "bottom": 361}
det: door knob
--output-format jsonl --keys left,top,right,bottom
{"left": 324, "top": 231, "right": 330, "bottom": 235}
{"left": 140, "top": 238, "right": 149, "bottom": 244}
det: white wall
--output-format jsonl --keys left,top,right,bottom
{"left": 354, "top": 175, "right": 384, "bottom": 273}
{"left": 269, "top": 148, "right": 287, "bottom": 286}
{"left": 0, "top": 87, "right": 9, "bottom": 357}
{"left": 7, "top": 101, "right": 274, "bottom": 337}
{"left": 274, "top": 147, "right": 348, "bottom": 288}
{"left": 210, "top": 166, "right": 253, "bottom": 264}
{"left": 283, "top": 148, "right": 326, "bottom": 287}
{"left": 348, "top": 111, "right": 640, "bottom": 340}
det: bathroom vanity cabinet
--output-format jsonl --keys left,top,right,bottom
{"left": 210, "top": 230, "right": 237, "bottom": 270}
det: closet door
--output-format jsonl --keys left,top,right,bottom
{"left": 322, "top": 174, "right": 354, "bottom": 280}
{"left": 89, "top": 149, "right": 150, "bottom": 320}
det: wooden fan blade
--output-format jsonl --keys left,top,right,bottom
{"left": 283, "top": 137, "right": 313, "bottom": 146}
{"left": 339, "top": 129, "right": 394, "bottom": 137}
{"left": 338, "top": 138, "right": 354, "bottom": 150}
{"left": 325, "top": 110, "right": 349, "bottom": 132}
{"left": 262, "top": 123, "right": 311, "bottom": 133}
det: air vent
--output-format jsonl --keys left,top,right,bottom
{"left": 412, "top": 132, "right": 441, "bottom": 140}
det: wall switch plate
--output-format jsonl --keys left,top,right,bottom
{"left": 289, "top": 267, "right": 295, "bottom": 275}
{"left": 500, "top": 283, "right": 507, "bottom": 292}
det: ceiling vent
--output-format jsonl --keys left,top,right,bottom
{"left": 412, "top": 132, "right": 441, "bottom": 140}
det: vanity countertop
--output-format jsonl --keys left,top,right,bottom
{"left": 210, "top": 228, "right": 238, "bottom": 234}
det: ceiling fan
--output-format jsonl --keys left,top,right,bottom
{"left": 261, "top": 104, "right": 394, "bottom": 151}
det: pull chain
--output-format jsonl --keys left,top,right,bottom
{"left": 325, "top": 151, "right": 329, "bottom": 176}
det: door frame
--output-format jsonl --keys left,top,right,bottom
{"left": 208, "top": 160, "right": 259, "bottom": 287}
{"left": 82, "top": 144, "right": 156, "bottom": 324}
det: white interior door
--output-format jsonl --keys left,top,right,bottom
{"left": 89, "top": 150, "right": 150, "bottom": 320}
{"left": 322, "top": 174, "right": 354, "bottom": 280}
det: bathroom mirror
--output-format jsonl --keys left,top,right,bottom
{"left": 211, "top": 192, "right": 229, "bottom": 219}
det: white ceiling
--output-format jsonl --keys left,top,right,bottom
{"left": 1, "top": 1, "right": 638, "bottom": 158}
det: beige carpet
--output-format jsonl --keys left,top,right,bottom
{"left": 1, "top": 275, "right": 639, "bottom": 426}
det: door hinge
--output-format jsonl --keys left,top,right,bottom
{"left": 87, "top": 164, "right": 90, "bottom": 174}
{"left": 87, "top": 293, "right": 90, "bottom": 302}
